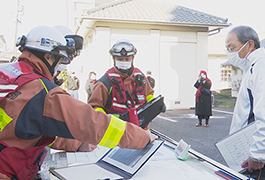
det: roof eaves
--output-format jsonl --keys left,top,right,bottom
{"left": 81, "top": 17, "right": 231, "bottom": 28}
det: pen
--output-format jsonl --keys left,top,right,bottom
{"left": 215, "top": 170, "right": 241, "bottom": 180}
{"left": 242, "top": 164, "right": 248, "bottom": 168}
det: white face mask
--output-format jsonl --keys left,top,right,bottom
{"left": 53, "top": 64, "right": 67, "bottom": 77}
{"left": 115, "top": 60, "right": 132, "bottom": 70}
{"left": 58, "top": 64, "right": 67, "bottom": 72}
{"left": 90, "top": 74, "right": 96, "bottom": 80}
{"left": 227, "top": 41, "right": 250, "bottom": 67}
{"left": 53, "top": 64, "right": 59, "bottom": 77}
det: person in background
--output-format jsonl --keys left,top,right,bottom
{"left": 66, "top": 71, "right": 80, "bottom": 99}
{"left": 226, "top": 25, "right": 265, "bottom": 178}
{"left": 194, "top": 70, "right": 212, "bottom": 127}
{"left": 0, "top": 26, "right": 157, "bottom": 180}
{"left": 53, "top": 64, "right": 67, "bottom": 86}
{"left": 146, "top": 70, "right": 155, "bottom": 89}
{"left": 85, "top": 71, "right": 97, "bottom": 102}
{"left": 88, "top": 39, "right": 166, "bottom": 130}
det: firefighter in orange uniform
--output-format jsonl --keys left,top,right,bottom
{"left": 0, "top": 26, "right": 157, "bottom": 180}
{"left": 88, "top": 40, "right": 165, "bottom": 130}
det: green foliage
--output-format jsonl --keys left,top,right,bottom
{"left": 214, "top": 101, "right": 235, "bottom": 107}
{"left": 212, "top": 91, "right": 236, "bottom": 107}
{"left": 212, "top": 91, "right": 236, "bottom": 100}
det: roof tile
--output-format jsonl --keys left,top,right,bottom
{"left": 84, "top": 0, "right": 229, "bottom": 26}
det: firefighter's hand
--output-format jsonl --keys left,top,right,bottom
{"left": 146, "top": 130, "right": 158, "bottom": 144}
{"left": 78, "top": 143, "right": 98, "bottom": 152}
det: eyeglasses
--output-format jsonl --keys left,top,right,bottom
{"left": 225, "top": 41, "right": 249, "bottom": 53}
{"left": 225, "top": 44, "right": 241, "bottom": 53}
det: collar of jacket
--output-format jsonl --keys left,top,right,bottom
{"left": 18, "top": 50, "right": 53, "bottom": 81}
{"left": 248, "top": 48, "right": 265, "bottom": 66}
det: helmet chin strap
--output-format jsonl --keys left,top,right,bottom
{"left": 50, "top": 56, "right": 61, "bottom": 77}
{"left": 42, "top": 55, "right": 61, "bottom": 77}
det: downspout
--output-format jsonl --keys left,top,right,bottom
{"left": 208, "top": 28, "right": 221, "bottom": 36}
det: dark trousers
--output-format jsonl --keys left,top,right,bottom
{"left": 198, "top": 115, "right": 209, "bottom": 125}
{"left": 242, "top": 167, "right": 265, "bottom": 180}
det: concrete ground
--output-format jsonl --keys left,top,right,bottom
{"left": 149, "top": 105, "right": 235, "bottom": 167}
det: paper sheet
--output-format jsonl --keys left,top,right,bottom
{"left": 132, "top": 145, "right": 222, "bottom": 180}
{"left": 216, "top": 122, "right": 256, "bottom": 172}
{"left": 67, "top": 146, "right": 109, "bottom": 166}
{"left": 52, "top": 145, "right": 110, "bottom": 168}
{"left": 52, "top": 164, "right": 122, "bottom": 180}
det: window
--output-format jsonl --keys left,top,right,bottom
{"left": 221, "top": 66, "right": 232, "bottom": 81}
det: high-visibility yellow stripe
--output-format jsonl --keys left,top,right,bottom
{"left": 47, "top": 136, "right": 57, "bottom": 147}
{"left": 0, "top": 108, "right": 13, "bottom": 132}
{"left": 108, "top": 87, "right": 112, "bottom": 95}
{"left": 39, "top": 78, "right": 49, "bottom": 93}
{"left": 98, "top": 115, "right": 126, "bottom": 148}
{"left": 111, "top": 113, "right": 120, "bottom": 118}
{"left": 146, "top": 94, "right": 154, "bottom": 102}
{"left": 95, "top": 107, "right": 106, "bottom": 114}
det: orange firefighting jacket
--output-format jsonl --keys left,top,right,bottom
{"left": 0, "top": 50, "right": 150, "bottom": 179}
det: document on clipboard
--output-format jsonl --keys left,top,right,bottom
{"left": 215, "top": 122, "right": 256, "bottom": 172}
{"left": 120, "top": 95, "right": 164, "bottom": 128}
{"left": 50, "top": 139, "right": 164, "bottom": 180}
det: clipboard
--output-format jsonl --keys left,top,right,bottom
{"left": 215, "top": 122, "right": 256, "bottom": 172}
{"left": 120, "top": 95, "right": 164, "bottom": 128}
{"left": 50, "top": 139, "right": 164, "bottom": 180}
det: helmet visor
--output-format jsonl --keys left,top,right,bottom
{"left": 110, "top": 42, "right": 136, "bottom": 56}
{"left": 60, "top": 56, "right": 71, "bottom": 64}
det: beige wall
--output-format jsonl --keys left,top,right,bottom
{"left": 74, "top": 25, "right": 209, "bottom": 109}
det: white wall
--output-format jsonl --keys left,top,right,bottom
{"left": 208, "top": 57, "right": 230, "bottom": 90}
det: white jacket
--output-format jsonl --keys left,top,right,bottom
{"left": 230, "top": 48, "right": 265, "bottom": 162}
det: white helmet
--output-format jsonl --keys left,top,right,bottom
{"left": 16, "top": 25, "right": 73, "bottom": 64}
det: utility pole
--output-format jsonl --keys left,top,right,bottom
{"left": 13, "top": 0, "right": 24, "bottom": 57}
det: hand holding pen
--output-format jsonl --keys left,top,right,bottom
{"left": 241, "top": 157, "right": 264, "bottom": 173}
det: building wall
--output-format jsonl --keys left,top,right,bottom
{"left": 73, "top": 25, "right": 209, "bottom": 109}
{"left": 67, "top": 0, "right": 95, "bottom": 30}
{"left": 208, "top": 56, "right": 231, "bottom": 91}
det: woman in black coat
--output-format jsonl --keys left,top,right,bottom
{"left": 194, "top": 70, "right": 212, "bottom": 127}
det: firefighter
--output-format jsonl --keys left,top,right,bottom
{"left": 0, "top": 26, "right": 157, "bottom": 180}
{"left": 88, "top": 40, "right": 166, "bottom": 130}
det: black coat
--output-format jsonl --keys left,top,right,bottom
{"left": 194, "top": 80, "right": 212, "bottom": 116}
